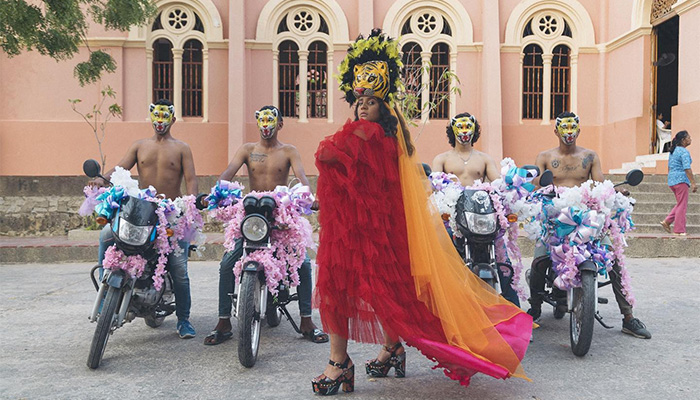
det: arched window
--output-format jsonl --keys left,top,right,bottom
{"left": 307, "top": 41, "right": 327, "bottom": 118}
{"left": 182, "top": 39, "right": 203, "bottom": 117}
{"left": 152, "top": 38, "right": 174, "bottom": 102}
{"left": 402, "top": 42, "right": 423, "bottom": 97}
{"left": 522, "top": 44, "right": 544, "bottom": 120}
{"left": 278, "top": 40, "right": 300, "bottom": 118}
{"left": 393, "top": 7, "right": 457, "bottom": 121}
{"left": 550, "top": 44, "right": 570, "bottom": 119}
{"left": 430, "top": 42, "right": 450, "bottom": 119}
{"left": 514, "top": 9, "right": 579, "bottom": 123}
{"left": 273, "top": 8, "right": 332, "bottom": 121}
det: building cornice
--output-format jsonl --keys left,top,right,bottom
{"left": 81, "top": 37, "right": 228, "bottom": 49}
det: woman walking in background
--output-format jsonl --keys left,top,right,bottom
{"left": 660, "top": 131, "right": 697, "bottom": 236}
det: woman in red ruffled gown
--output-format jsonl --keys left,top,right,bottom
{"left": 311, "top": 94, "right": 532, "bottom": 395}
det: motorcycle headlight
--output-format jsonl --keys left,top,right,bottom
{"left": 117, "top": 217, "right": 153, "bottom": 246}
{"left": 464, "top": 212, "right": 497, "bottom": 235}
{"left": 241, "top": 215, "right": 269, "bottom": 242}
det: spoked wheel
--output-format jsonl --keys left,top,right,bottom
{"left": 87, "top": 286, "right": 121, "bottom": 369}
{"left": 238, "top": 271, "right": 265, "bottom": 367}
{"left": 265, "top": 292, "right": 282, "bottom": 327}
{"left": 570, "top": 270, "right": 596, "bottom": 356}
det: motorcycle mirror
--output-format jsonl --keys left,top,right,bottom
{"left": 521, "top": 164, "right": 540, "bottom": 178}
{"left": 625, "top": 169, "right": 644, "bottom": 187}
{"left": 422, "top": 163, "right": 432, "bottom": 177}
{"left": 539, "top": 170, "right": 554, "bottom": 187}
{"left": 83, "top": 159, "right": 101, "bottom": 178}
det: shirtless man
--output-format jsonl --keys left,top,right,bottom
{"left": 432, "top": 112, "right": 500, "bottom": 186}
{"left": 431, "top": 112, "right": 520, "bottom": 306}
{"left": 203, "top": 105, "right": 327, "bottom": 345}
{"left": 93, "top": 99, "right": 199, "bottom": 339}
{"left": 528, "top": 111, "right": 651, "bottom": 339}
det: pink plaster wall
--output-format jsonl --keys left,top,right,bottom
{"left": 678, "top": 5, "right": 700, "bottom": 105}
{"left": 0, "top": 121, "right": 227, "bottom": 176}
{"left": 671, "top": 101, "right": 700, "bottom": 164}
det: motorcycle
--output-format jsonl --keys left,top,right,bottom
{"left": 430, "top": 164, "right": 540, "bottom": 301}
{"left": 82, "top": 159, "right": 204, "bottom": 369}
{"left": 527, "top": 169, "right": 643, "bottom": 356}
{"left": 207, "top": 182, "right": 315, "bottom": 367}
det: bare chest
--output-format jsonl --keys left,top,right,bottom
{"left": 137, "top": 143, "right": 182, "bottom": 172}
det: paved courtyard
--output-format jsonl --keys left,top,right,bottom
{"left": 1, "top": 258, "right": 698, "bottom": 399}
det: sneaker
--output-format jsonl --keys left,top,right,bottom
{"left": 177, "top": 320, "right": 196, "bottom": 339}
{"left": 622, "top": 318, "right": 651, "bottom": 339}
{"left": 527, "top": 306, "right": 541, "bottom": 321}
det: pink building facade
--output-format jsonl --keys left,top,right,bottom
{"left": 2, "top": 0, "right": 699, "bottom": 176}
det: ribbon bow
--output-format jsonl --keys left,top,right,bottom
{"left": 554, "top": 207, "right": 603, "bottom": 245}
{"left": 504, "top": 166, "right": 537, "bottom": 197}
{"left": 95, "top": 186, "right": 126, "bottom": 219}
{"left": 275, "top": 183, "right": 315, "bottom": 215}
{"left": 207, "top": 180, "right": 244, "bottom": 210}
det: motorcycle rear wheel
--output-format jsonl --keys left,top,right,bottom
{"left": 87, "top": 285, "right": 121, "bottom": 369}
{"left": 570, "top": 270, "right": 596, "bottom": 356}
{"left": 238, "top": 271, "right": 263, "bottom": 367}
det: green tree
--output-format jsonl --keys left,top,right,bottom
{"left": 0, "top": 0, "right": 155, "bottom": 85}
{"left": 69, "top": 85, "right": 122, "bottom": 172}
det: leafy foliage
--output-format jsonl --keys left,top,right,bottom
{"left": 0, "top": 0, "right": 155, "bottom": 85}
{"left": 69, "top": 85, "right": 123, "bottom": 171}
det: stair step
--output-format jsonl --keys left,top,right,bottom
{"left": 631, "top": 192, "right": 700, "bottom": 203}
{"left": 632, "top": 223, "right": 700, "bottom": 234}
{"left": 516, "top": 235, "right": 700, "bottom": 258}
{"left": 633, "top": 212, "right": 700, "bottom": 225}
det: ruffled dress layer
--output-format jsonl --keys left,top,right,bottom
{"left": 313, "top": 119, "right": 531, "bottom": 386}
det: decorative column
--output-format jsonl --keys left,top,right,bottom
{"left": 172, "top": 48, "right": 184, "bottom": 120}
{"left": 358, "top": 0, "right": 374, "bottom": 35}
{"left": 202, "top": 48, "right": 209, "bottom": 122}
{"left": 229, "top": 0, "right": 246, "bottom": 160}
{"left": 481, "top": 0, "right": 503, "bottom": 160}
{"left": 570, "top": 53, "right": 578, "bottom": 114}
{"left": 298, "top": 50, "right": 309, "bottom": 123}
{"left": 449, "top": 50, "right": 458, "bottom": 118}
{"left": 541, "top": 53, "right": 553, "bottom": 124}
{"left": 327, "top": 50, "right": 334, "bottom": 123}
{"left": 421, "top": 51, "right": 432, "bottom": 124}
{"left": 518, "top": 52, "right": 525, "bottom": 123}
{"left": 146, "top": 48, "right": 153, "bottom": 111}
{"left": 272, "top": 49, "right": 279, "bottom": 107}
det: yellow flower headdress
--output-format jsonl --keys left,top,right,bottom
{"left": 337, "top": 28, "right": 403, "bottom": 105}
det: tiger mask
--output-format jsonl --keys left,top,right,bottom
{"left": 352, "top": 61, "right": 389, "bottom": 100}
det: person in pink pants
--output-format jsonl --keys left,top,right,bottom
{"left": 661, "top": 131, "right": 697, "bottom": 236}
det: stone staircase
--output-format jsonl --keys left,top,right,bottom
{"left": 609, "top": 153, "right": 669, "bottom": 175}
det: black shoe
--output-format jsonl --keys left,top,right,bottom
{"left": 527, "top": 306, "right": 541, "bottom": 321}
{"left": 622, "top": 318, "right": 651, "bottom": 339}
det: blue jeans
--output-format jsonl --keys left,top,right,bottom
{"left": 98, "top": 225, "right": 192, "bottom": 321}
{"left": 218, "top": 238, "right": 312, "bottom": 318}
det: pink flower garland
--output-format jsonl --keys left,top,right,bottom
{"left": 211, "top": 187, "right": 315, "bottom": 294}
{"left": 102, "top": 245, "right": 147, "bottom": 278}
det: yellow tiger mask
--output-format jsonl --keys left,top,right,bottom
{"left": 352, "top": 61, "right": 389, "bottom": 100}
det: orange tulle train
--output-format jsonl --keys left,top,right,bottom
{"left": 313, "top": 117, "right": 531, "bottom": 386}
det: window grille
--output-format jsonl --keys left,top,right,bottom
{"left": 182, "top": 39, "right": 203, "bottom": 117}
{"left": 278, "top": 40, "right": 300, "bottom": 118}
{"left": 152, "top": 38, "right": 174, "bottom": 102}
{"left": 429, "top": 42, "right": 450, "bottom": 119}
{"left": 522, "top": 44, "right": 544, "bottom": 119}
{"left": 550, "top": 44, "right": 570, "bottom": 119}
{"left": 307, "top": 41, "right": 327, "bottom": 118}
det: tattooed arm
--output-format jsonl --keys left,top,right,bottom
{"left": 586, "top": 151, "right": 604, "bottom": 182}
{"left": 219, "top": 143, "right": 252, "bottom": 181}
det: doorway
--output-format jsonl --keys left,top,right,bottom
{"left": 652, "top": 15, "right": 679, "bottom": 153}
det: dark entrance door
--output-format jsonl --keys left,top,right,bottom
{"left": 653, "top": 15, "right": 679, "bottom": 153}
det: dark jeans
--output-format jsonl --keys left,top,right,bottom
{"left": 217, "top": 238, "right": 313, "bottom": 318}
{"left": 98, "top": 225, "right": 192, "bottom": 321}
{"left": 528, "top": 255, "right": 633, "bottom": 316}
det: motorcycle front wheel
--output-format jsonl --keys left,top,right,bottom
{"left": 570, "top": 270, "right": 596, "bottom": 356}
{"left": 238, "top": 271, "right": 264, "bottom": 367}
{"left": 87, "top": 285, "right": 121, "bottom": 369}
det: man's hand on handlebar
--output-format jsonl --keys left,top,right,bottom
{"left": 311, "top": 200, "right": 320, "bottom": 211}
{"left": 88, "top": 177, "right": 109, "bottom": 188}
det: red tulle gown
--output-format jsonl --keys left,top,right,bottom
{"left": 313, "top": 119, "right": 531, "bottom": 386}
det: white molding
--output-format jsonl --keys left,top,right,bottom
{"left": 597, "top": 27, "right": 653, "bottom": 53}
{"left": 504, "top": 0, "right": 596, "bottom": 47}
{"left": 128, "top": 0, "right": 224, "bottom": 42}
{"left": 382, "top": 0, "right": 474, "bottom": 44}
{"left": 255, "top": 0, "right": 349, "bottom": 43}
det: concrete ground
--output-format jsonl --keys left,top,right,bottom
{"left": 1, "top": 258, "right": 698, "bottom": 400}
